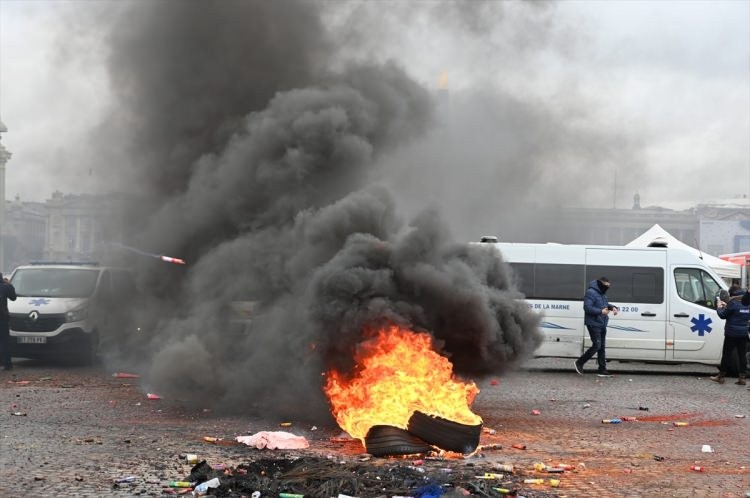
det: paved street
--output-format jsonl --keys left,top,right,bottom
{"left": 0, "top": 357, "right": 747, "bottom": 497}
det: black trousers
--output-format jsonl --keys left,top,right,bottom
{"left": 719, "top": 335, "right": 749, "bottom": 375}
{"left": 0, "top": 318, "right": 11, "bottom": 368}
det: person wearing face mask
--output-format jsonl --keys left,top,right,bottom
{"left": 574, "top": 277, "right": 618, "bottom": 377}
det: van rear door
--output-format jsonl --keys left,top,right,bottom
{"left": 585, "top": 248, "right": 667, "bottom": 361}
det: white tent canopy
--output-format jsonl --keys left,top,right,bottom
{"left": 626, "top": 224, "right": 741, "bottom": 280}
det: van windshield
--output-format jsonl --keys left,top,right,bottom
{"left": 11, "top": 268, "right": 99, "bottom": 298}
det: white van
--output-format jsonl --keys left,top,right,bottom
{"left": 8, "top": 262, "right": 137, "bottom": 364}
{"left": 473, "top": 242, "right": 728, "bottom": 366}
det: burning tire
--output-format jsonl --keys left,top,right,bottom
{"left": 406, "top": 411, "right": 482, "bottom": 454}
{"left": 364, "top": 425, "right": 433, "bottom": 457}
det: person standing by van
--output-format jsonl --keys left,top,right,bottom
{"left": 574, "top": 277, "right": 618, "bottom": 377}
{"left": 0, "top": 273, "right": 17, "bottom": 371}
{"left": 711, "top": 289, "right": 749, "bottom": 385}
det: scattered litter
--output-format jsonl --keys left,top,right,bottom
{"left": 168, "top": 481, "right": 193, "bottom": 488}
{"left": 211, "top": 463, "right": 226, "bottom": 471}
{"left": 493, "top": 488, "right": 513, "bottom": 495}
{"left": 279, "top": 422, "right": 292, "bottom": 427}
{"left": 523, "top": 478, "right": 544, "bottom": 484}
{"left": 494, "top": 464, "right": 513, "bottom": 473}
{"left": 511, "top": 443, "right": 526, "bottom": 450}
{"left": 653, "top": 455, "right": 665, "bottom": 461}
{"left": 673, "top": 422, "right": 689, "bottom": 427}
{"left": 11, "top": 412, "right": 27, "bottom": 416}
{"left": 531, "top": 409, "right": 541, "bottom": 415}
{"left": 112, "top": 372, "right": 139, "bottom": 378}
{"left": 194, "top": 477, "right": 220, "bottom": 494}
{"left": 185, "top": 454, "right": 199, "bottom": 464}
{"left": 146, "top": 393, "right": 161, "bottom": 400}
{"left": 38, "top": 376, "right": 52, "bottom": 381}
{"left": 638, "top": 406, "right": 650, "bottom": 411}
{"left": 114, "top": 476, "right": 137, "bottom": 484}
{"left": 310, "top": 426, "right": 318, "bottom": 431}
{"left": 236, "top": 431, "right": 309, "bottom": 449}
{"left": 690, "top": 465, "right": 705, "bottom": 472}
{"left": 251, "top": 492, "right": 261, "bottom": 498}
{"left": 549, "top": 478, "right": 560, "bottom": 487}
{"left": 481, "top": 443, "right": 502, "bottom": 451}
{"left": 278, "top": 494, "right": 304, "bottom": 498}
{"left": 735, "top": 414, "right": 746, "bottom": 418}
{"left": 701, "top": 445, "right": 713, "bottom": 453}
{"left": 482, "top": 427, "right": 496, "bottom": 435}
{"left": 583, "top": 403, "right": 591, "bottom": 409}
{"left": 490, "top": 378, "right": 499, "bottom": 386}
{"left": 602, "top": 418, "right": 622, "bottom": 424}
{"left": 475, "top": 472, "right": 504, "bottom": 479}
{"left": 203, "top": 436, "right": 221, "bottom": 443}
{"left": 621, "top": 416, "right": 637, "bottom": 422}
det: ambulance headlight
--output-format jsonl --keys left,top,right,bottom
{"left": 65, "top": 308, "right": 87, "bottom": 323}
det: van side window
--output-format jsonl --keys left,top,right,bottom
{"left": 98, "top": 270, "right": 112, "bottom": 303}
{"left": 508, "top": 263, "right": 584, "bottom": 300}
{"left": 674, "top": 268, "right": 720, "bottom": 308}
{"left": 587, "top": 266, "right": 664, "bottom": 304}
{"left": 508, "top": 263, "right": 664, "bottom": 303}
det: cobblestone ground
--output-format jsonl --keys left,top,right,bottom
{"left": 0, "top": 357, "right": 747, "bottom": 497}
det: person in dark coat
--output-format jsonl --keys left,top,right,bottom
{"left": 0, "top": 273, "right": 17, "bottom": 370}
{"left": 712, "top": 288, "right": 749, "bottom": 385}
{"left": 574, "top": 277, "right": 618, "bottom": 377}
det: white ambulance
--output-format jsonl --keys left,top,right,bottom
{"left": 8, "top": 262, "right": 137, "bottom": 364}
{"left": 473, "top": 241, "right": 729, "bottom": 366}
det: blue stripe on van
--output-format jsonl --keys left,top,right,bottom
{"left": 607, "top": 324, "right": 647, "bottom": 332}
{"left": 540, "top": 321, "right": 574, "bottom": 330}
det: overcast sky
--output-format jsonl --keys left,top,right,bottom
{"left": 0, "top": 0, "right": 748, "bottom": 214}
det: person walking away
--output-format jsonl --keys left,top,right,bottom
{"left": 574, "top": 277, "right": 618, "bottom": 377}
{"left": 0, "top": 273, "right": 17, "bottom": 371}
{"left": 711, "top": 288, "right": 749, "bottom": 385}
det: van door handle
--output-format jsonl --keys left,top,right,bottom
{"left": 641, "top": 312, "right": 656, "bottom": 317}
{"left": 673, "top": 313, "right": 689, "bottom": 318}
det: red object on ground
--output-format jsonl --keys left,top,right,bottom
{"left": 511, "top": 443, "right": 527, "bottom": 450}
{"left": 146, "top": 393, "right": 161, "bottom": 400}
{"left": 490, "top": 379, "right": 499, "bottom": 386}
{"left": 531, "top": 409, "right": 541, "bottom": 415}
{"left": 690, "top": 465, "right": 705, "bottom": 472}
{"left": 113, "top": 372, "right": 140, "bottom": 378}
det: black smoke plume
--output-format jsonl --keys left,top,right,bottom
{"left": 95, "top": 1, "right": 542, "bottom": 421}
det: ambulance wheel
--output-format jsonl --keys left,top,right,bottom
{"left": 78, "top": 332, "right": 99, "bottom": 365}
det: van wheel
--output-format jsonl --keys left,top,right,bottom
{"left": 78, "top": 332, "right": 99, "bottom": 366}
{"left": 406, "top": 411, "right": 482, "bottom": 454}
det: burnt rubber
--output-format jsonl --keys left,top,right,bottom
{"left": 406, "top": 411, "right": 482, "bottom": 454}
{"left": 364, "top": 425, "right": 433, "bottom": 457}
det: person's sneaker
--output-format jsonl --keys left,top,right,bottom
{"left": 573, "top": 360, "right": 583, "bottom": 375}
{"left": 597, "top": 370, "right": 613, "bottom": 377}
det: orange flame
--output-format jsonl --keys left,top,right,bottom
{"left": 324, "top": 324, "right": 481, "bottom": 442}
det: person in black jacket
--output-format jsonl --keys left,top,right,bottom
{"left": 0, "top": 273, "right": 17, "bottom": 371}
{"left": 713, "top": 288, "right": 750, "bottom": 385}
{"left": 574, "top": 277, "right": 619, "bottom": 377}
